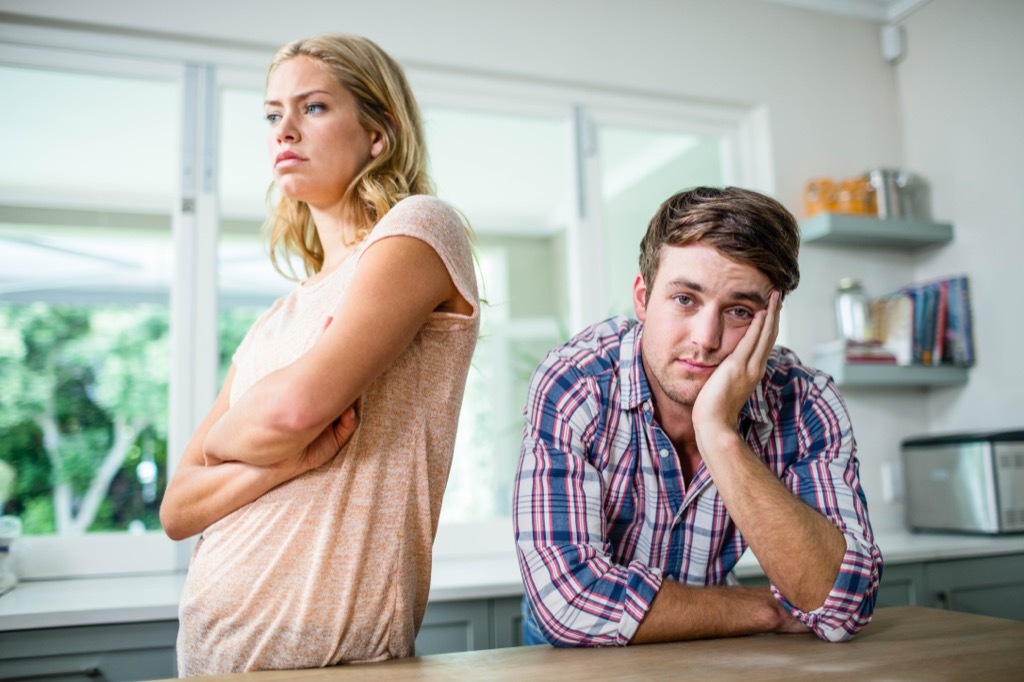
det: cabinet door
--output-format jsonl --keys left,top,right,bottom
{"left": 0, "top": 621, "right": 178, "bottom": 682}
{"left": 876, "top": 562, "right": 926, "bottom": 608}
{"left": 925, "top": 554, "right": 1024, "bottom": 621}
{"left": 415, "top": 599, "right": 490, "bottom": 655}
{"left": 491, "top": 596, "right": 525, "bottom": 649}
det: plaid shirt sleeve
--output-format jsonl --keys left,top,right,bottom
{"left": 768, "top": 371, "right": 883, "bottom": 642}
{"left": 513, "top": 354, "right": 662, "bottom": 647}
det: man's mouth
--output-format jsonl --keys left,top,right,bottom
{"left": 677, "top": 357, "right": 717, "bottom": 372}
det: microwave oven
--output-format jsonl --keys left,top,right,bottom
{"left": 901, "top": 429, "right": 1024, "bottom": 534}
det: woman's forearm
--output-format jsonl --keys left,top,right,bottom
{"left": 164, "top": 409, "right": 357, "bottom": 539}
{"left": 162, "top": 363, "right": 308, "bottom": 538}
{"left": 160, "top": 459, "right": 287, "bottom": 540}
{"left": 202, "top": 366, "right": 332, "bottom": 467}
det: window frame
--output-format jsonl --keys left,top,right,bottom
{"left": 0, "top": 20, "right": 772, "bottom": 580}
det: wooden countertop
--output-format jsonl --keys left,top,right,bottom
{"left": 155, "top": 606, "right": 1024, "bottom": 681}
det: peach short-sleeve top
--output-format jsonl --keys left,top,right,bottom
{"left": 177, "top": 195, "right": 479, "bottom": 675}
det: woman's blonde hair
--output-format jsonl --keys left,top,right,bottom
{"left": 264, "top": 34, "right": 434, "bottom": 278}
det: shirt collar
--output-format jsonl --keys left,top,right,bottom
{"left": 619, "top": 322, "right": 650, "bottom": 411}
{"left": 619, "top": 320, "right": 773, "bottom": 425}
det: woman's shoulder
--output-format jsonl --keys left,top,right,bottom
{"left": 370, "top": 194, "right": 470, "bottom": 253}
{"left": 378, "top": 194, "right": 463, "bottom": 231}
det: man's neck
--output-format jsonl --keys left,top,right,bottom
{"left": 648, "top": 393, "right": 704, "bottom": 484}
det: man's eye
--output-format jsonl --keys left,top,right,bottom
{"left": 730, "top": 308, "right": 754, "bottom": 319}
{"left": 673, "top": 295, "right": 692, "bottom": 306}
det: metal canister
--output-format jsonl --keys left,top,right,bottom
{"left": 868, "top": 169, "right": 914, "bottom": 219}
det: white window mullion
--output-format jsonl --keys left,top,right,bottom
{"left": 566, "top": 105, "right": 610, "bottom": 332}
{"left": 169, "top": 64, "right": 220, "bottom": 569}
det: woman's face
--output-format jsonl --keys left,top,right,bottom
{"left": 264, "top": 55, "right": 383, "bottom": 211}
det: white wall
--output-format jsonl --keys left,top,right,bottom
{"left": 898, "top": 0, "right": 1024, "bottom": 431}
{"left": 839, "top": 0, "right": 1024, "bottom": 532}
{"left": 3, "top": 0, "right": 1017, "bottom": 533}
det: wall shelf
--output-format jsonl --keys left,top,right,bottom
{"left": 814, "top": 355, "right": 969, "bottom": 388}
{"left": 801, "top": 213, "right": 953, "bottom": 250}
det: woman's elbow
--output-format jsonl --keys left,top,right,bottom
{"left": 266, "top": 388, "right": 330, "bottom": 436}
{"left": 162, "top": 524, "right": 192, "bottom": 543}
{"left": 159, "top": 498, "right": 195, "bottom": 542}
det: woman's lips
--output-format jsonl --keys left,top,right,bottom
{"left": 275, "top": 151, "right": 306, "bottom": 168}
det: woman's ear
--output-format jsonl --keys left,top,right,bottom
{"left": 370, "top": 130, "right": 385, "bottom": 158}
{"left": 369, "top": 112, "right": 396, "bottom": 158}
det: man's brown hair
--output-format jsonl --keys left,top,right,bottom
{"left": 638, "top": 186, "right": 800, "bottom": 299}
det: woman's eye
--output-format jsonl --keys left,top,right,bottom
{"left": 305, "top": 103, "right": 326, "bottom": 115}
{"left": 265, "top": 113, "right": 281, "bottom": 125}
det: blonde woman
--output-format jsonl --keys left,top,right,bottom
{"left": 160, "top": 34, "right": 479, "bottom": 675}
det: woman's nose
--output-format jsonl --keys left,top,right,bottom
{"left": 275, "top": 111, "right": 300, "bottom": 143}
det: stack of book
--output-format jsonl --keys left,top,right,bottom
{"left": 814, "top": 338, "right": 898, "bottom": 365}
{"left": 815, "top": 274, "right": 975, "bottom": 368}
{"left": 872, "top": 274, "right": 975, "bottom": 366}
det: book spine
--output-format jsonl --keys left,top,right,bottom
{"left": 959, "top": 275, "right": 975, "bottom": 365}
{"left": 882, "top": 275, "right": 974, "bottom": 367}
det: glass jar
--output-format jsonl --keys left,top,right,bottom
{"left": 835, "top": 278, "right": 870, "bottom": 342}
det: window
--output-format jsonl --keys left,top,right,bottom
{"left": 423, "top": 106, "right": 572, "bottom": 523}
{"left": 0, "top": 27, "right": 764, "bottom": 577}
{"left": 597, "top": 124, "right": 728, "bottom": 316}
{"left": 217, "top": 84, "right": 291, "bottom": 381}
{"left": 0, "top": 64, "right": 177, "bottom": 540}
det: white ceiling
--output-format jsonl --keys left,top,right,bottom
{"left": 756, "top": 0, "right": 931, "bottom": 23}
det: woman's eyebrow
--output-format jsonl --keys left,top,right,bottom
{"left": 264, "top": 89, "right": 333, "bottom": 106}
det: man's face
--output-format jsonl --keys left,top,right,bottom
{"left": 633, "top": 243, "right": 774, "bottom": 409}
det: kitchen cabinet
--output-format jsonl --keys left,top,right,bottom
{"left": 738, "top": 553, "right": 1024, "bottom": 621}
{"left": 801, "top": 213, "right": 969, "bottom": 389}
{"left": 491, "top": 596, "right": 525, "bottom": 648}
{"left": 415, "top": 596, "right": 522, "bottom": 655}
{"left": 922, "top": 554, "right": 1024, "bottom": 621}
{"left": 414, "top": 598, "right": 490, "bottom": 655}
{"left": 0, "top": 598, "right": 521, "bottom": 680}
{"left": 0, "top": 620, "right": 177, "bottom": 682}
{"left": 874, "top": 562, "right": 927, "bottom": 608}
{"left": 876, "top": 553, "right": 1024, "bottom": 621}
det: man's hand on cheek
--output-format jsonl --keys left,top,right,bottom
{"left": 693, "top": 291, "right": 781, "bottom": 441}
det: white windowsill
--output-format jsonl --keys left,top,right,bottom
{"left": 3, "top": 531, "right": 1024, "bottom": 633}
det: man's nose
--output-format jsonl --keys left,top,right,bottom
{"left": 690, "top": 308, "right": 723, "bottom": 351}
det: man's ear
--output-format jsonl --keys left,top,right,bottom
{"left": 633, "top": 274, "right": 648, "bottom": 322}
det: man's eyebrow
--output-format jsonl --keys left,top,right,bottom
{"left": 665, "top": 278, "right": 767, "bottom": 307}
{"left": 666, "top": 277, "right": 705, "bottom": 293}
{"left": 264, "top": 89, "right": 333, "bottom": 106}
